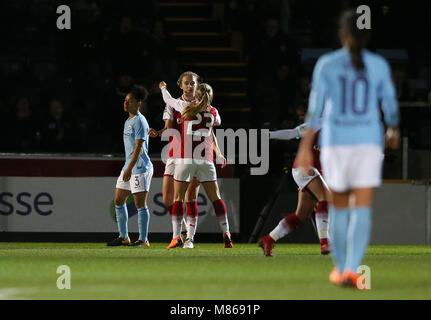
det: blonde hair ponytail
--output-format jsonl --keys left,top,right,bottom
{"left": 182, "top": 83, "right": 213, "bottom": 120}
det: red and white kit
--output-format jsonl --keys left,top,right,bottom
{"left": 269, "top": 123, "right": 322, "bottom": 190}
{"left": 161, "top": 86, "right": 220, "bottom": 182}
{"left": 266, "top": 124, "right": 330, "bottom": 253}
{"left": 162, "top": 94, "right": 221, "bottom": 177}
{"left": 291, "top": 132, "right": 322, "bottom": 190}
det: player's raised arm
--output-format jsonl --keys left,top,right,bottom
{"left": 159, "top": 82, "right": 188, "bottom": 113}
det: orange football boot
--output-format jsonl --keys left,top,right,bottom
{"left": 166, "top": 236, "right": 183, "bottom": 248}
{"left": 341, "top": 270, "right": 363, "bottom": 289}
{"left": 223, "top": 232, "right": 233, "bottom": 248}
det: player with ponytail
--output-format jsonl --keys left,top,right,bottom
{"left": 150, "top": 72, "right": 225, "bottom": 248}
{"left": 181, "top": 83, "right": 213, "bottom": 120}
{"left": 159, "top": 81, "right": 233, "bottom": 249}
{"left": 297, "top": 9, "right": 399, "bottom": 288}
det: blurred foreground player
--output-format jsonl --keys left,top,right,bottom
{"left": 259, "top": 123, "right": 330, "bottom": 256}
{"left": 297, "top": 10, "right": 400, "bottom": 288}
{"left": 107, "top": 86, "right": 154, "bottom": 247}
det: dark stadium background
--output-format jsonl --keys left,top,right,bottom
{"left": 1, "top": 0, "right": 431, "bottom": 242}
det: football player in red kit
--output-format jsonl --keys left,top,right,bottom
{"left": 259, "top": 124, "right": 330, "bottom": 256}
{"left": 159, "top": 81, "right": 233, "bottom": 248}
{"left": 150, "top": 72, "right": 225, "bottom": 248}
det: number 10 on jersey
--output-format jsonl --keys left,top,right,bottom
{"left": 339, "top": 75, "right": 369, "bottom": 115}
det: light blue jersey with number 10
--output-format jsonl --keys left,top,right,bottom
{"left": 306, "top": 48, "right": 399, "bottom": 148}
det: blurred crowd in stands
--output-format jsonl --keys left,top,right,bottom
{"left": 1, "top": 0, "right": 431, "bottom": 158}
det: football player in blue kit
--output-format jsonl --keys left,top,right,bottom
{"left": 107, "top": 86, "right": 154, "bottom": 247}
{"left": 297, "top": 10, "right": 400, "bottom": 288}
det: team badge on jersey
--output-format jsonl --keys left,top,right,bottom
{"left": 128, "top": 125, "right": 132, "bottom": 130}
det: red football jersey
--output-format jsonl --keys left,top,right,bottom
{"left": 180, "top": 107, "right": 217, "bottom": 161}
{"left": 167, "top": 96, "right": 220, "bottom": 161}
{"left": 168, "top": 96, "right": 187, "bottom": 159}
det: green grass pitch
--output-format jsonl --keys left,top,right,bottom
{"left": 0, "top": 243, "right": 430, "bottom": 300}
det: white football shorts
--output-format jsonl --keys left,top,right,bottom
{"left": 174, "top": 159, "right": 217, "bottom": 183}
{"left": 163, "top": 158, "right": 175, "bottom": 177}
{"left": 320, "top": 144, "right": 384, "bottom": 193}
{"left": 116, "top": 168, "right": 153, "bottom": 193}
{"left": 291, "top": 167, "right": 322, "bottom": 191}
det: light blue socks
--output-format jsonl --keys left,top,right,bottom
{"left": 329, "top": 206, "right": 349, "bottom": 272}
{"left": 345, "top": 207, "right": 372, "bottom": 272}
{"left": 138, "top": 207, "right": 150, "bottom": 242}
{"left": 329, "top": 206, "right": 372, "bottom": 273}
{"left": 115, "top": 205, "right": 129, "bottom": 239}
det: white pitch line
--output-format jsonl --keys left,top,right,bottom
{"left": 0, "top": 287, "right": 38, "bottom": 300}
{"left": 0, "top": 288, "right": 23, "bottom": 300}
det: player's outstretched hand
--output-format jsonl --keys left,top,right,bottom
{"left": 159, "top": 81, "right": 166, "bottom": 89}
{"left": 149, "top": 128, "right": 159, "bottom": 138}
{"left": 385, "top": 127, "right": 400, "bottom": 149}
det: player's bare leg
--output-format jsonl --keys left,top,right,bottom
{"left": 202, "top": 181, "right": 233, "bottom": 248}
{"left": 352, "top": 188, "right": 374, "bottom": 207}
{"left": 259, "top": 190, "right": 316, "bottom": 256}
{"left": 295, "top": 188, "right": 318, "bottom": 221}
{"left": 162, "top": 175, "right": 174, "bottom": 209}
{"left": 114, "top": 188, "right": 131, "bottom": 206}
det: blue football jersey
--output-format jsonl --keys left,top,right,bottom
{"left": 306, "top": 48, "right": 399, "bottom": 148}
{"left": 122, "top": 112, "right": 153, "bottom": 174}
